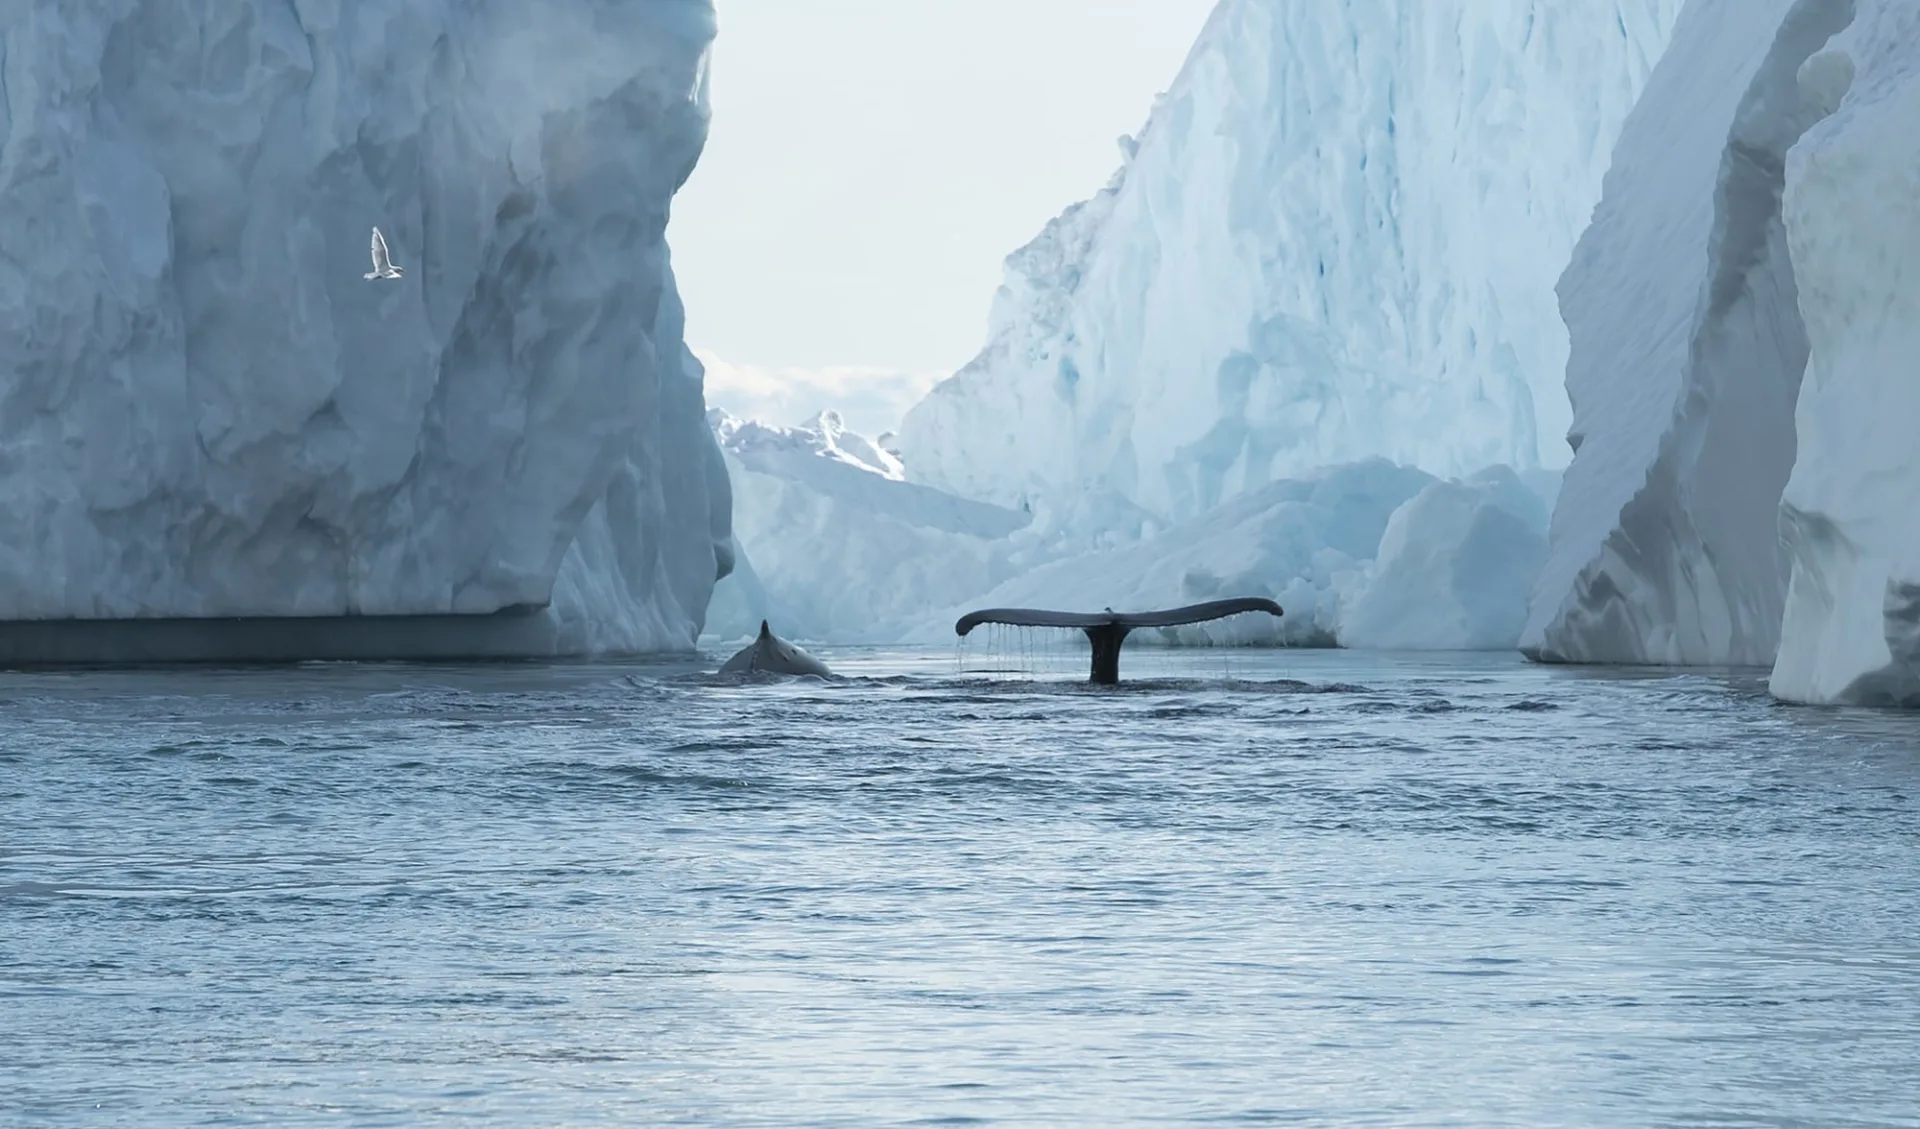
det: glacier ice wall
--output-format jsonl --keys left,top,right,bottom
{"left": 1771, "top": 0, "right": 1920, "bottom": 704}
{"left": 0, "top": 0, "right": 730, "bottom": 650}
{"left": 898, "top": 0, "right": 1681, "bottom": 522}
{"left": 1521, "top": 0, "right": 1855, "bottom": 665}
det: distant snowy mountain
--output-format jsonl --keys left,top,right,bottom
{"left": 898, "top": 0, "right": 1682, "bottom": 523}
{"left": 696, "top": 349, "right": 941, "bottom": 439}
{"left": 705, "top": 409, "right": 1028, "bottom": 642}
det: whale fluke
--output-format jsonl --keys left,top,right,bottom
{"left": 955, "top": 598, "right": 1283, "bottom": 684}
{"left": 719, "top": 620, "right": 832, "bottom": 677}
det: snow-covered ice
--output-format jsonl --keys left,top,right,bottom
{"left": 1522, "top": 0, "right": 1854, "bottom": 666}
{"left": 705, "top": 410, "right": 1028, "bottom": 643}
{"left": 1771, "top": 0, "right": 1920, "bottom": 705}
{"left": 1343, "top": 467, "right": 1549, "bottom": 651}
{"left": 898, "top": 0, "right": 1681, "bottom": 522}
{"left": 0, "top": 0, "right": 729, "bottom": 652}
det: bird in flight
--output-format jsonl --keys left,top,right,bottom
{"left": 364, "top": 226, "right": 405, "bottom": 280}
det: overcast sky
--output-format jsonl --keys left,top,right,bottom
{"left": 671, "top": 0, "right": 1217, "bottom": 428}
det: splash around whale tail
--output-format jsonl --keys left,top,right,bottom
{"left": 954, "top": 598, "right": 1284, "bottom": 684}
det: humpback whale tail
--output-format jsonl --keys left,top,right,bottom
{"left": 954, "top": 597, "right": 1284, "bottom": 684}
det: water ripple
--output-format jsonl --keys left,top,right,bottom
{"left": 2, "top": 648, "right": 1917, "bottom": 1126}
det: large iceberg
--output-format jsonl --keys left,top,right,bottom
{"left": 1771, "top": 0, "right": 1920, "bottom": 705}
{"left": 897, "top": 0, "right": 1681, "bottom": 522}
{"left": 1522, "top": 0, "right": 1855, "bottom": 666}
{"left": 0, "top": 0, "right": 729, "bottom": 653}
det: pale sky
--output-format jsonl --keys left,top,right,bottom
{"left": 671, "top": 0, "right": 1218, "bottom": 429}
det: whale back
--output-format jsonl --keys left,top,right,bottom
{"left": 719, "top": 620, "right": 832, "bottom": 677}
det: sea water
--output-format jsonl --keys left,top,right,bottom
{"left": 3, "top": 648, "right": 1917, "bottom": 1126}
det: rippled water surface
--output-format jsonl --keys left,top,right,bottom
{"left": 4, "top": 647, "right": 1919, "bottom": 1127}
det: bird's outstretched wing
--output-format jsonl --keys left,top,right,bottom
{"left": 370, "top": 227, "right": 392, "bottom": 273}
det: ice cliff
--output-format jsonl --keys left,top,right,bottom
{"left": 897, "top": 0, "right": 1681, "bottom": 523}
{"left": 1771, "top": 0, "right": 1920, "bottom": 705}
{"left": 0, "top": 0, "right": 730, "bottom": 651}
{"left": 1522, "top": 0, "right": 1855, "bottom": 666}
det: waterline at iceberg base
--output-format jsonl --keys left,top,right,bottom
{"left": 0, "top": 609, "right": 563, "bottom": 666}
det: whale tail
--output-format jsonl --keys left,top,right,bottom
{"left": 955, "top": 597, "right": 1284, "bottom": 684}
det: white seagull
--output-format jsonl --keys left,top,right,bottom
{"left": 364, "top": 226, "right": 405, "bottom": 280}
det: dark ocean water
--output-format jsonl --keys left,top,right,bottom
{"left": 3, "top": 646, "right": 1917, "bottom": 1127}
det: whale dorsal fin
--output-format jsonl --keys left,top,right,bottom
{"left": 758, "top": 620, "right": 772, "bottom": 640}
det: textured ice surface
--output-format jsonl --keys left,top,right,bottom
{"left": 1522, "top": 0, "right": 1854, "bottom": 666}
{"left": 0, "top": 0, "right": 729, "bottom": 651}
{"left": 1771, "top": 0, "right": 1920, "bottom": 705}
{"left": 898, "top": 0, "right": 1680, "bottom": 522}
{"left": 1344, "top": 467, "right": 1548, "bottom": 651}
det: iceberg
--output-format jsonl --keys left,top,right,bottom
{"left": 1343, "top": 467, "right": 1549, "bottom": 651}
{"left": 1521, "top": 0, "right": 1855, "bottom": 666}
{"left": 0, "top": 0, "right": 730, "bottom": 655}
{"left": 913, "top": 460, "right": 1438, "bottom": 649}
{"left": 916, "top": 460, "right": 1549, "bottom": 652}
{"left": 1771, "top": 0, "right": 1920, "bottom": 705}
{"left": 706, "top": 410, "right": 1028, "bottom": 643}
{"left": 713, "top": 391, "right": 1548, "bottom": 652}
{"left": 897, "top": 0, "right": 1681, "bottom": 522}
